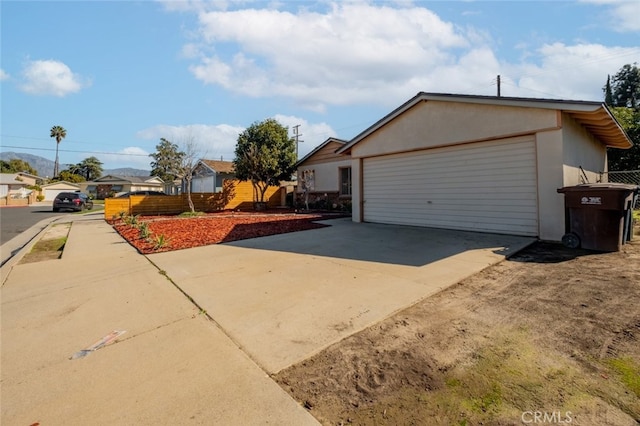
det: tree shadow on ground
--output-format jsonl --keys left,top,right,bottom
{"left": 509, "top": 241, "right": 604, "bottom": 264}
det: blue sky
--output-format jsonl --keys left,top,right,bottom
{"left": 1, "top": 0, "right": 639, "bottom": 173}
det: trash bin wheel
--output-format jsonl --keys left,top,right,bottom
{"left": 561, "top": 232, "right": 581, "bottom": 249}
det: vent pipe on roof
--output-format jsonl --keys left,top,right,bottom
{"left": 497, "top": 75, "right": 501, "bottom": 97}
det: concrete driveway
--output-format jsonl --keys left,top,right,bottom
{"left": 148, "top": 218, "right": 534, "bottom": 374}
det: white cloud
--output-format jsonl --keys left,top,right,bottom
{"left": 137, "top": 123, "right": 244, "bottom": 162}
{"left": 0, "top": 69, "right": 9, "bottom": 81}
{"left": 583, "top": 0, "right": 640, "bottom": 32}
{"left": 187, "top": 3, "right": 472, "bottom": 109}
{"left": 272, "top": 114, "right": 337, "bottom": 158}
{"left": 158, "top": 0, "right": 234, "bottom": 13}
{"left": 610, "top": 2, "right": 640, "bottom": 32}
{"left": 136, "top": 118, "right": 337, "bottom": 161}
{"left": 500, "top": 43, "right": 640, "bottom": 100}
{"left": 100, "top": 147, "right": 151, "bottom": 171}
{"left": 19, "top": 59, "right": 90, "bottom": 97}
{"left": 177, "top": 2, "right": 639, "bottom": 111}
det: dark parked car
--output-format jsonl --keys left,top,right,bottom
{"left": 53, "top": 192, "right": 94, "bottom": 212}
{"left": 114, "top": 191, "right": 168, "bottom": 198}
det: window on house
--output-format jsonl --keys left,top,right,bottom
{"left": 339, "top": 167, "right": 352, "bottom": 196}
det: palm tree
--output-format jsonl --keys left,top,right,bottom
{"left": 50, "top": 125, "right": 67, "bottom": 177}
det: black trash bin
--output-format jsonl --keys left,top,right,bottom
{"left": 557, "top": 183, "right": 638, "bottom": 252}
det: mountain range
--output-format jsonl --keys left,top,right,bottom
{"left": 0, "top": 152, "right": 150, "bottom": 178}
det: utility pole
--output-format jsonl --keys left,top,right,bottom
{"left": 497, "top": 75, "right": 501, "bottom": 97}
{"left": 293, "top": 125, "right": 303, "bottom": 160}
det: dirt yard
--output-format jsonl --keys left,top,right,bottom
{"left": 275, "top": 238, "right": 640, "bottom": 425}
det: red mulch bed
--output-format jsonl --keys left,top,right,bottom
{"left": 110, "top": 210, "right": 344, "bottom": 254}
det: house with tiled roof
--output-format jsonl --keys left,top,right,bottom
{"left": 190, "top": 159, "right": 236, "bottom": 193}
{"left": 79, "top": 175, "right": 165, "bottom": 199}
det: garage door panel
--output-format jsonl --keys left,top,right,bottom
{"left": 363, "top": 209, "right": 538, "bottom": 235}
{"left": 363, "top": 137, "right": 538, "bottom": 236}
{"left": 365, "top": 202, "right": 539, "bottom": 218}
{"left": 369, "top": 163, "right": 535, "bottom": 181}
{"left": 365, "top": 180, "right": 537, "bottom": 192}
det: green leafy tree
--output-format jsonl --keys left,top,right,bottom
{"left": 610, "top": 63, "right": 640, "bottom": 109}
{"left": 0, "top": 159, "right": 38, "bottom": 175}
{"left": 608, "top": 107, "right": 640, "bottom": 170}
{"left": 73, "top": 156, "right": 103, "bottom": 180}
{"left": 233, "top": 118, "right": 296, "bottom": 204}
{"left": 604, "top": 75, "right": 614, "bottom": 106}
{"left": 149, "top": 138, "right": 185, "bottom": 182}
{"left": 605, "top": 64, "right": 640, "bottom": 170}
{"left": 50, "top": 125, "right": 67, "bottom": 177}
{"left": 51, "top": 170, "right": 85, "bottom": 183}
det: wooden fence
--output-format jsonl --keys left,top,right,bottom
{"left": 104, "top": 180, "right": 282, "bottom": 219}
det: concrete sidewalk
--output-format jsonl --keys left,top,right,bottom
{"left": 1, "top": 216, "right": 319, "bottom": 425}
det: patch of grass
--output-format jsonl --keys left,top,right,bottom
{"left": 178, "top": 211, "right": 205, "bottom": 218}
{"left": 606, "top": 357, "right": 640, "bottom": 398}
{"left": 404, "top": 329, "right": 595, "bottom": 424}
{"left": 20, "top": 236, "right": 67, "bottom": 263}
{"left": 31, "top": 237, "right": 67, "bottom": 253}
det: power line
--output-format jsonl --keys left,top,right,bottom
{"left": 0, "top": 145, "right": 150, "bottom": 157}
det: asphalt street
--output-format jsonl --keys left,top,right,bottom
{"left": 0, "top": 206, "right": 66, "bottom": 245}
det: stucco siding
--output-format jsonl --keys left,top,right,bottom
{"left": 302, "top": 141, "right": 347, "bottom": 165}
{"left": 351, "top": 101, "right": 559, "bottom": 159}
{"left": 561, "top": 113, "right": 607, "bottom": 185}
{"left": 352, "top": 159, "right": 363, "bottom": 222}
{"left": 535, "top": 129, "right": 565, "bottom": 241}
{"left": 297, "top": 159, "right": 351, "bottom": 193}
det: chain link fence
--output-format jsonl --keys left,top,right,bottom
{"left": 600, "top": 170, "right": 640, "bottom": 186}
{"left": 599, "top": 170, "right": 640, "bottom": 208}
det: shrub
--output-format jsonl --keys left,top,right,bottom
{"left": 153, "top": 234, "right": 169, "bottom": 250}
{"left": 123, "top": 214, "right": 140, "bottom": 227}
{"left": 138, "top": 222, "right": 151, "bottom": 240}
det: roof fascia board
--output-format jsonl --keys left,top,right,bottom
{"left": 196, "top": 160, "right": 217, "bottom": 174}
{"left": 296, "top": 137, "right": 347, "bottom": 167}
{"left": 419, "top": 92, "right": 602, "bottom": 112}
{"left": 337, "top": 92, "right": 630, "bottom": 153}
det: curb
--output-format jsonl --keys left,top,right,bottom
{"left": 0, "top": 215, "right": 66, "bottom": 285}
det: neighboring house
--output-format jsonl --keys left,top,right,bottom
{"left": 336, "top": 92, "right": 633, "bottom": 242}
{"left": 80, "top": 175, "right": 165, "bottom": 199}
{"left": 41, "top": 181, "right": 81, "bottom": 201}
{"left": 296, "top": 138, "right": 351, "bottom": 207}
{"left": 14, "top": 172, "right": 43, "bottom": 187}
{"left": 0, "top": 173, "right": 30, "bottom": 198}
{"left": 164, "top": 178, "right": 182, "bottom": 196}
{"left": 190, "top": 160, "right": 235, "bottom": 193}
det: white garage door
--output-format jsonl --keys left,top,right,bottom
{"left": 363, "top": 136, "right": 539, "bottom": 236}
{"left": 45, "top": 189, "right": 69, "bottom": 201}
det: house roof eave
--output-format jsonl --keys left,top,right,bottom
{"left": 199, "top": 159, "right": 235, "bottom": 174}
{"left": 296, "top": 137, "right": 348, "bottom": 167}
{"left": 336, "top": 92, "right": 633, "bottom": 153}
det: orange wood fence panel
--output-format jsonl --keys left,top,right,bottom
{"left": 104, "top": 180, "right": 282, "bottom": 219}
{"left": 104, "top": 198, "right": 131, "bottom": 219}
